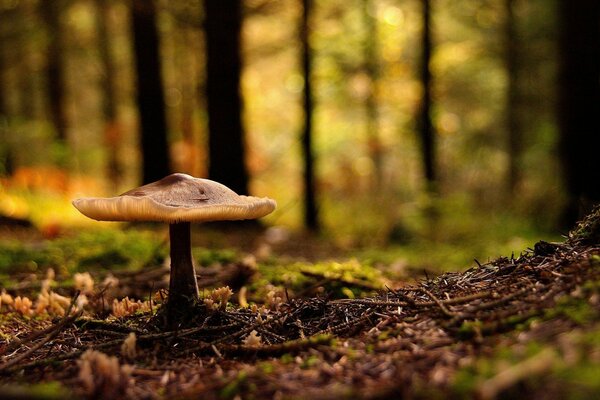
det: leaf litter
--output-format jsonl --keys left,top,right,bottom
{"left": 0, "top": 208, "right": 599, "bottom": 399}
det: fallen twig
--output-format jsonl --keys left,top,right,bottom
{"left": 419, "top": 287, "right": 456, "bottom": 318}
{"left": 225, "top": 313, "right": 286, "bottom": 343}
{"left": 300, "top": 269, "right": 381, "bottom": 291}
{"left": 316, "top": 310, "right": 375, "bottom": 336}
{"left": 184, "top": 334, "right": 334, "bottom": 357}
{"left": 476, "top": 348, "right": 557, "bottom": 400}
{"left": 330, "top": 290, "right": 492, "bottom": 308}
{"left": 0, "top": 309, "right": 82, "bottom": 373}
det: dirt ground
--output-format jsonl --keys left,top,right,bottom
{"left": 0, "top": 209, "right": 599, "bottom": 399}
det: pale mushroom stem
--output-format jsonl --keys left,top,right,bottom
{"left": 167, "top": 222, "right": 199, "bottom": 322}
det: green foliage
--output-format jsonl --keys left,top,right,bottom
{"left": 353, "top": 195, "right": 557, "bottom": 274}
{"left": 1, "top": 0, "right": 565, "bottom": 235}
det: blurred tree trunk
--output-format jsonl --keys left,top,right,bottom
{"left": 361, "top": 0, "right": 382, "bottom": 191}
{"left": 131, "top": 0, "right": 170, "bottom": 184}
{"left": 15, "top": 0, "right": 37, "bottom": 121}
{"left": 203, "top": 0, "right": 249, "bottom": 195}
{"left": 95, "top": 0, "right": 122, "bottom": 187}
{"left": 175, "top": 25, "right": 200, "bottom": 176}
{"left": 300, "top": 0, "right": 319, "bottom": 231}
{"left": 505, "top": 0, "right": 521, "bottom": 196}
{"left": 418, "top": 0, "right": 436, "bottom": 191}
{"left": 40, "top": 0, "right": 69, "bottom": 150}
{"left": 558, "top": 0, "right": 600, "bottom": 226}
{"left": 0, "top": 15, "right": 11, "bottom": 177}
{"left": 0, "top": 33, "right": 5, "bottom": 122}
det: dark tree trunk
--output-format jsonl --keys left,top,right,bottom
{"left": 0, "top": 19, "right": 11, "bottom": 177}
{"left": 558, "top": 0, "right": 600, "bottom": 226}
{"left": 361, "top": 0, "right": 382, "bottom": 190}
{"left": 15, "top": 0, "right": 37, "bottom": 121}
{"left": 40, "top": 0, "right": 68, "bottom": 146}
{"left": 418, "top": 0, "right": 436, "bottom": 190}
{"left": 505, "top": 0, "right": 521, "bottom": 195}
{"left": 95, "top": 0, "right": 122, "bottom": 187}
{"left": 0, "top": 20, "right": 4, "bottom": 119}
{"left": 131, "top": 0, "right": 170, "bottom": 184}
{"left": 176, "top": 26, "right": 199, "bottom": 175}
{"left": 300, "top": 0, "right": 318, "bottom": 231}
{"left": 203, "top": 0, "right": 249, "bottom": 195}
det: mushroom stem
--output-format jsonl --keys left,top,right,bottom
{"left": 167, "top": 222, "right": 199, "bottom": 322}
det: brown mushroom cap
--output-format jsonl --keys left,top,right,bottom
{"left": 72, "top": 173, "right": 276, "bottom": 223}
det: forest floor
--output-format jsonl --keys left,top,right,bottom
{"left": 0, "top": 208, "right": 599, "bottom": 399}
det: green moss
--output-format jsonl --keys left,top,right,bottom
{"left": 78, "top": 249, "right": 130, "bottom": 269}
{"left": 280, "top": 353, "right": 294, "bottom": 364}
{"left": 248, "top": 258, "right": 388, "bottom": 300}
{"left": 452, "top": 365, "right": 484, "bottom": 396}
{"left": 0, "top": 241, "right": 61, "bottom": 274}
{"left": 0, "top": 228, "right": 165, "bottom": 282}
{"left": 452, "top": 325, "right": 600, "bottom": 399}
{"left": 193, "top": 248, "right": 238, "bottom": 267}
{"left": 0, "top": 382, "right": 72, "bottom": 400}
{"left": 220, "top": 370, "right": 249, "bottom": 399}
{"left": 452, "top": 343, "right": 548, "bottom": 396}
{"left": 258, "top": 361, "right": 275, "bottom": 374}
{"left": 569, "top": 206, "right": 600, "bottom": 245}
{"left": 547, "top": 292, "right": 599, "bottom": 325}
{"left": 556, "top": 365, "right": 600, "bottom": 400}
{"left": 377, "top": 331, "right": 389, "bottom": 340}
{"left": 0, "top": 330, "right": 14, "bottom": 342}
{"left": 353, "top": 196, "right": 559, "bottom": 275}
{"left": 457, "top": 320, "right": 483, "bottom": 339}
{"left": 300, "top": 355, "right": 321, "bottom": 369}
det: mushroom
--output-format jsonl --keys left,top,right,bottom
{"left": 72, "top": 173, "right": 276, "bottom": 325}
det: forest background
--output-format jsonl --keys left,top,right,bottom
{"left": 0, "top": 0, "right": 598, "bottom": 270}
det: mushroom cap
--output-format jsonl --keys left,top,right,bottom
{"left": 72, "top": 173, "right": 276, "bottom": 223}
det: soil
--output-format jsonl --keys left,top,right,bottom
{"left": 0, "top": 209, "right": 599, "bottom": 399}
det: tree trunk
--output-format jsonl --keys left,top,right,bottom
{"left": 558, "top": 0, "right": 600, "bottom": 226}
{"left": 0, "top": 20, "right": 4, "bottom": 119}
{"left": 418, "top": 0, "right": 436, "bottom": 190}
{"left": 15, "top": 0, "right": 37, "bottom": 122}
{"left": 0, "top": 16, "right": 11, "bottom": 177}
{"left": 40, "top": 0, "right": 69, "bottom": 148}
{"left": 131, "top": 0, "right": 170, "bottom": 184}
{"left": 361, "top": 0, "right": 383, "bottom": 191}
{"left": 176, "top": 25, "right": 199, "bottom": 176}
{"left": 203, "top": 0, "right": 249, "bottom": 195}
{"left": 95, "top": 0, "right": 122, "bottom": 187}
{"left": 505, "top": 0, "right": 521, "bottom": 196}
{"left": 300, "top": 0, "right": 319, "bottom": 231}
